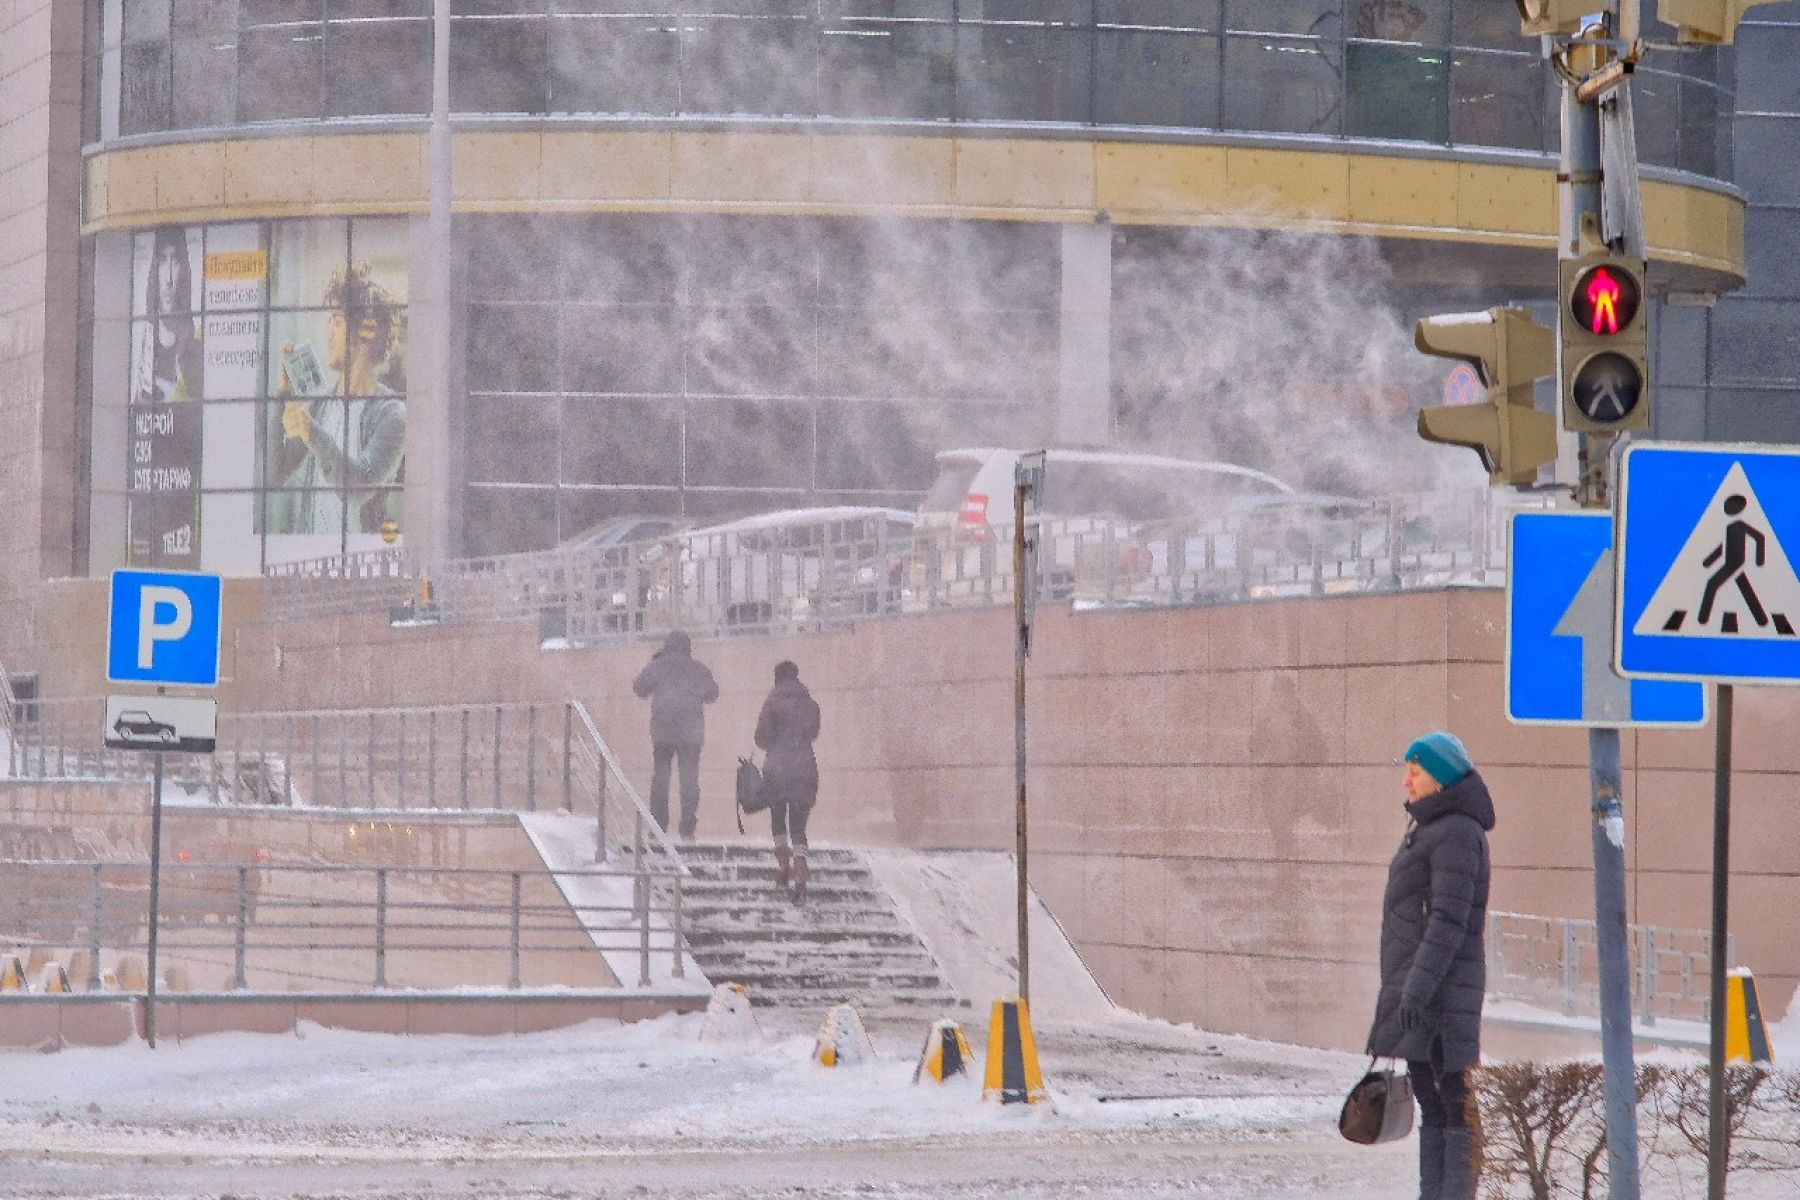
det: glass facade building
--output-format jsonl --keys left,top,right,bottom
{"left": 69, "top": 2, "right": 1764, "bottom": 571}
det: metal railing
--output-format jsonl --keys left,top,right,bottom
{"left": 4, "top": 698, "right": 685, "bottom": 879}
{"left": 0, "top": 860, "right": 684, "bottom": 992}
{"left": 1488, "top": 910, "right": 1734, "bottom": 1026}
{"left": 263, "top": 488, "right": 1554, "bottom": 640}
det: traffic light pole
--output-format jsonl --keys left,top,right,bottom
{"left": 1562, "top": 16, "right": 1643, "bottom": 1199}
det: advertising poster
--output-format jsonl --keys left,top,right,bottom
{"left": 259, "top": 220, "right": 409, "bottom": 541}
{"left": 127, "top": 226, "right": 204, "bottom": 568}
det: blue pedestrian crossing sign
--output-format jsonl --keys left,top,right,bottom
{"left": 1508, "top": 511, "right": 1706, "bottom": 727}
{"left": 1618, "top": 442, "right": 1800, "bottom": 685}
{"left": 105, "top": 569, "right": 223, "bottom": 688}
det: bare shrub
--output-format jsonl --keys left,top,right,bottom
{"left": 1474, "top": 1061, "right": 1606, "bottom": 1200}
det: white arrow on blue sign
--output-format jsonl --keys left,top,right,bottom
{"left": 1618, "top": 442, "right": 1800, "bottom": 685}
{"left": 1507, "top": 511, "right": 1706, "bottom": 727}
{"left": 105, "top": 569, "right": 223, "bottom": 688}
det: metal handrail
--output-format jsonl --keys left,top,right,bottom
{"left": 3, "top": 698, "right": 686, "bottom": 877}
{"left": 262, "top": 487, "right": 1558, "bottom": 638}
{"left": 1487, "top": 910, "right": 1734, "bottom": 1026}
{"left": 0, "top": 859, "right": 685, "bottom": 993}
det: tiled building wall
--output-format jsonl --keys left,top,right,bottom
{"left": 63, "top": 586, "right": 1768, "bottom": 1054}
{"left": 0, "top": 0, "right": 81, "bottom": 663}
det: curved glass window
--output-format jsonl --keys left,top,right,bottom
{"left": 88, "top": 0, "right": 1732, "bottom": 178}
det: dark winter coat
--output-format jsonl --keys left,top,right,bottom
{"left": 631, "top": 632, "right": 719, "bottom": 747}
{"left": 753, "top": 677, "right": 821, "bottom": 810}
{"left": 1366, "top": 770, "right": 1495, "bottom": 1073}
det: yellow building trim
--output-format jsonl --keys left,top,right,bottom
{"left": 84, "top": 129, "right": 1746, "bottom": 284}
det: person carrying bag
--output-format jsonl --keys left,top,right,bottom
{"left": 752, "top": 660, "right": 820, "bottom": 903}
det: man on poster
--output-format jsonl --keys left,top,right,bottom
{"left": 271, "top": 263, "right": 407, "bottom": 536}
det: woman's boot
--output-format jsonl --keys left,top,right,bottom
{"left": 791, "top": 854, "right": 808, "bottom": 905}
{"left": 773, "top": 845, "right": 791, "bottom": 891}
{"left": 1440, "top": 1127, "right": 1479, "bottom": 1200}
{"left": 1416, "top": 1125, "right": 1445, "bottom": 1200}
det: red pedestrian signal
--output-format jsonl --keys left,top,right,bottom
{"left": 1559, "top": 249, "right": 1649, "bottom": 433}
{"left": 1569, "top": 263, "right": 1640, "bottom": 338}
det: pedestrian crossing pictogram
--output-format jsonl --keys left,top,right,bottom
{"left": 1632, "top": 463, "right": 1800, "bottom": 641}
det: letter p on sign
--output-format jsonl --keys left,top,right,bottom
{"left": 107, "top": 570, "right": 222, "bottom": 687}
{"left": 137, "top": 586, "right": 192, "bottom": 669}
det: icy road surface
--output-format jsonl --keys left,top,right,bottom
{"left": 0, "top": 1010, "right": 1787, "bottom": 1199}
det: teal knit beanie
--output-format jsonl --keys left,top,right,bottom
{"left": 1404, "top": 731, "right": 1473, "bottom": 787}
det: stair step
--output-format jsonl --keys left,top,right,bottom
{"left": 683, "top": 927, "right": 920, "bottom": 948}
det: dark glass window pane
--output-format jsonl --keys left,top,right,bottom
{"left": 679, "top": 15, "right": 819, "bottom": 117}
{"left": 815, "top": 400, "right": 937, "bottom": 491}
{"left": 1451, "top": 0, "right": 1523, "bottom": 50}
{"left": 1221, "top": 35, "right": 1341, "bottom": 135}
{"left": 173, "top": 0, "right": 237, "bottom": 35}
{"left": 172, "top": 36, "right": 239, "bottom": 130}
{"left": 1743, "top": 207, "right": 1800, "bottom": 299}
{"left": 680, "top": 488, "right": 809, "bottom": 522}
{"left": 467, "top": 305, "right": 558, "bottom": 393}
{"left": 1678, "top": 79, "right": 1724, "bottom": 178}
{"left": 562, "top": 397, "right": 683, "bottom": 486}
{"left": 466, "top": 217, "right": 564, "bottom": 300}
{"left": 1348, "top": 0, "right": 1445, "bottom": 42}
{"left": 326, "top": 15, "right": 430, "bottom": 116}
{"left": 1632, "top": 69, "right": 1680, "bottom": 169}
{"left": 1735, "top": 27, "right": 1800, "bottom": 112}
{"left": 467, "top": 395, "right": 559, "bottom": 483}
{"left": 559, "top": 217, "right": 682, "bottom": 304}
{"left": 954, "top": 14, "right": 1093, "bottom": 122}
{"left": 121, "top": 42, "right": 172, "bottom": 135}
{"left": 548, "top": 16, "right": 680, "bottom": 115}
{"left": 558, "top": 305, "right": 684, "bottom": 395}
{"left": 686, "top": 221, "right": 819, "bottom": 304}
{"left": 124, "top": 0, "right": 173, "bottom": 42}
{"left": 1732, "top": 116, "right": 1795, "bottom": 206}
{"left": 464, "top": 485, "right": 557, "bottom": 555}
{"left": 1451, "top": 49, "right": 1546, "bottom": 151}
{"left": 1098, "top": 1, "right": 1220, "bottom": 32}
{"left": 238, "top": 7, "right": 325, "bottom": 122}
{"left": 557, "top": 489, "right": 684, "bottom": 541}
{"left": 818, "top": 8, "right": 954, "bottom": 120}
{"left": 451, "top": 11, "right": 548, "bottom": 114}
{"left": 683, "top": 400, "right": 813, "bottom": 488}
{"left": 1713, "top": 299, "right": 1800, "bottom": 386}
{"left": 1226, "top": 1, "right": 1342, "bottom": 37}
{"left": 1346, "top": 40, "right": 1447, "bottom": 142}
{"left": 685, "top": 306, "right": 817, "bottom": 397}
{"left": 1093, "top": 30, "right": 1221, "bottom": 129}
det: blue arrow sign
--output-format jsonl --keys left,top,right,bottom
{"left": 1507, "top": 511, "right": 1705, "bottom": 727}
{"left": 1618, "top": 443, "right": 1800, "bottom": 685}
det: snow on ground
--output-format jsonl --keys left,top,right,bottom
{"left": 867, "top": 849, "right": 1113, "bottom": 1022}
{"left": 1, "top": 1008, "right": 1794, "bottom": 1199}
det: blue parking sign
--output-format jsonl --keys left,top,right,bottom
{"left": 106, "top": 569, "right": 223, "bottom": 687}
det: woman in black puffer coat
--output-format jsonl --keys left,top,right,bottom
{"left": 1367, "top": 731, "right": 1494, "bottom": 1200}
{"left": 754, "top": 660, "right": 821, "bottom": 904}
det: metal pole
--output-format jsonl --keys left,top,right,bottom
{"left": 509, "top": 871, "right": 522, "bottom": 989}
{"left": 1589, "top": 727, "right": 1643, "bottom": 1200}
{"left": 375, "top": 868, "right": 389, "bottom": 988}
{"left": 145, "top": 751, "right": 164, "bottom": 1048}
{"left": 1707, "top": 684, "right": 1734, "bottom": 1200}
{"left": 1013, "top": 475, "right": 1030, "bottom": 1005}
{"left": 1563, "top": 10, "right": 1642, "bottom": 1193}
{"left": 87, "top": 864, "right": 103, "bottom": 991}
{"left": 234, "top": 866, "right": 249, "bottom": 990}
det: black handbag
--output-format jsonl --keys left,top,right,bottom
{"left": 734, "top": 756, "right": 769, "bottom": 834}
{"left": 1338, "top": 1059, "right": 1415, "bottom": 1145}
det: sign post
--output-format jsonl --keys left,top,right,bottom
{"left": 1013, "top": 451, "right": 1044, "bottom": 1004}
{"left": 1616, "top": 441, "right": 1800, "bottom": 1197}
{"left": 105, "top": 569, "right": 223, "bottom": 1049}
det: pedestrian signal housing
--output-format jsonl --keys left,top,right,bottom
{"left": 1560, "top": 252, "right": 1649, "bottom": 433}
{"left": 1515, "top": 0, "right": 1597, "bottom": 35}
{"left": 1414, "top": 307, "right": 1558, "bottom": 488}
{"left": 1658, "top": 0, "right": 1786, "bottom": 44}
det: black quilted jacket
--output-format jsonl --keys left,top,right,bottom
{"left": 1366, "top": 771, "right": 1495, "bottom": 1072}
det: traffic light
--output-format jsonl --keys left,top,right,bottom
{"left": 1559, "top": 251, "right": 1649, "bottom": 433}
{"left": 1415, "top": 307, "right": 1558, "bottom": 487}
{"left": 1658, "top": 0, "right": 1786, "bottom": 44}
{"left": 1515, "top": 0, "right": 1598, "bottom": 36}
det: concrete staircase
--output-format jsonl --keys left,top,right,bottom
{"left": 674, "top": 843, "right": 965, "bottom": 1016}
